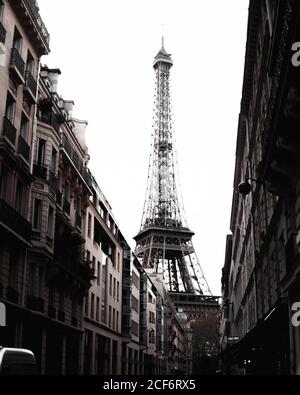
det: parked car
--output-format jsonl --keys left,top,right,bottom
{"left": 0, "top": 348, "right": 38, "bottom": 375}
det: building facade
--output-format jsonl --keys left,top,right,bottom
{"left": 83, "top": 178, "right": 123, "bottom": 375}
{"left": 0, "top": 0, "right": 50, "bottom": 368}
{"left": 220, "top": 0, "right": 300, "bottom": 375}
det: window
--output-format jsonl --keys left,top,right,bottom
{"left": 149, "top": 330, "right": 155, "bottom": 344}
{"left": 64, "top": 182, "right": 70, "bottom": 202}
{"left": 47, "top": 205, "right": 54, "bottom": 236}
{"left": 0, "top": 164, "right": 9, "bottom": 201}
{"left": 109, "top": 306, "right": 112, "bottom": 327}
{"left": 109, "top": 274, "right": 112, "bottom": 296}
{"left": 132, "top": 272, "right": 139, "bottom": 289}
{"left": 96, "top": 297, "right": 100, "bottom": 322}
{"left": 76, "top": 197, "right": 81, "bottom": 218}
{"left": 49, "top": 286, "right": 55, "bottom": 307}
{"left": 5, "top": 93, "right": 15, "bottom": 123}
{"left": 92, "top": 256, "right": 96, "bottom": 277}
{"left": 38, "top": 265, "right": 44, "bottom": 298}
{"left": 113, "top": 278, "right": 116, "bottom": 299}
{"left": 72, "top": 298, "right": 77, "bottom": 318}
{"left": 28, "top": 262, "right": 36, "bottom": 296}
{"left": 97, "top": 262, "right": 100, "bottom": 286}
{"left": 26, "top": 50, "right": 34, "bottom": 74}
{"left": 117, "top": 252, "right": 120, "bottom": 272}
{"left": 101, "top": 259, "right": 107, "bottom": 323}
{"left": 20, "top": 114, "right": 29, "bottom": 140}
{"left": 132, "top": 296, "right": 139, "bottom": 312}
{"left": 113, "top": 308, "right": 115, "bottom": 330}
{"left": 117, "top": 281, "right": 119, "bottom": 301}
{"left": 15, "top": 180, "right": 24, "bottom": 215}
{"left": 51, "top": 147, "right": 57, "bottom": 173}
{"left": 131, "top": 321, "right": 139, "bottom": 337}
{"left": 37, "top": 138, "right": 46, "bottom": 166}
{"left": 91, "top": 293, "right": 95, "bottom": 320}
{"left": 116, "top": 311, "right": 119, "bottom": 331}
{"left": 59, "top": 292, "right": 64, "bottom": 312}
{"left": 84, "top": 295, "right": 89, "bottom": 317}
{"left": 148, "top": 292, "right": 154, "bottom": 304}
{"left": 87, "top": 213, "right": 92, "bottom": 238}
{"left": 149, "top": 311, "right": 155, "bottom": 324}
{"left": 32, "top": 199, "right": 41, "bottom": 230}
{"left": 8, "top": 250, "right": 19, "bottom": 290}
{"left": 12, "top": 27, "right": 22, "bottom": 52}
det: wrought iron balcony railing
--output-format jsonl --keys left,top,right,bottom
{"left": 38, "top": 111, "right": 61, "bottom": 134}
{"left": 25, "top": 0, "right": 50, "bottom": 46}
{"left": 0, "top": 198, "right": 31, "bottom": 243}
{"left": 0, "top": 21, "right": 6, "bottom": 44}
{"left": 61, "top": 134, "right": 93, "bottom": 189}
{"left": 18, "top": 135, "right": 30, "bottom": 162}
{"left": 25, "top": 70, "right": 37, "bottom": 97}
{"left": 2, "top": 117, "right": 16, "bottom": 145}
{"left": 10, "top": 48, "right": 25, "bottom": 78}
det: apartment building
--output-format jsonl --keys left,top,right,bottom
{"left": 24, "top": 66, "right": 93, "bottom": 375}
{"left": 0, "top": 0, "right": 49, "bottom": 360}
{"left": 83, "top": 178, "right": 123, "bottom": 375}
{"left": 121, "top": 254, "right": 145, "bottom": 375}
{"left": 220, "top": 0, "right": 300, "bottom": 375}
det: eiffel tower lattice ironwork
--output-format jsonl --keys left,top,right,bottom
{"left": 134, "top": 39, "right": 212, "bottom": 296}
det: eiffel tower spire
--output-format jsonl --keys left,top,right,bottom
{"left": 135, "top": 41, "right": 212, "bottom": 296}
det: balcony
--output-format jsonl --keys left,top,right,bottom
{"left": 38, "top": 110, "right": 61, "bottom": 134}
{"left": 2, "top": 117, "right": 16, "bottom": 146}
{"left": 33, "top": 163, "right": 48, "bottom": 180}
{"left": 24, "top": 70, "right": 37, "bottom": 102}
{"left": 0, "top": 22, "right": 6, "bottom": 44}
{"left": 27, "top": 295, "right": 45, "bottom": 313}
{"left": 0, "top": 198, "right": 31, "bottom": 243}
{"left": 18, "top": 135, "right": 30, "bottom": 162}
{"left": 6, "top": 287, "right": 19, "bottom": 304}
{"left": 61, "top": 134, "right": 93, "bottom": 190}
{"left": 9, "top": 48, "right": 25, "bottom": 84}
{"left": 63, "top": 198, "right": 70, "bottom": 216}
{"left": 25, "top": 0, "right": 50, "bottom": 47}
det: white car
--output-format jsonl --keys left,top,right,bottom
{"left": 0, "top": 348, "right": 38, "bottom": 375}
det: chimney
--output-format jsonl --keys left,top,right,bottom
{"left": 64, "top": 100, "right": 75, "bottom": 118}
{"left": 47, "top": 68, "right": 61, "bottom": 93}
{"left": 72, "top": 118, "right": 88, "bottom": 153}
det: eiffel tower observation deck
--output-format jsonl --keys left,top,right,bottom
{"left": 134, "top": 40, "right": 219, "bottom": 319}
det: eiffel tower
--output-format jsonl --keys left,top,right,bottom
{"left": 134, "top": 39, "right": 219, "bottom": 319}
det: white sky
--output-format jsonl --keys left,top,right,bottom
{"left": 38, "top": 0, "right": 249, "bottom": 295}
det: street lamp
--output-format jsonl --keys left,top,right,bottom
{"left": 238, "top": 178, "right": 263, "bottom": 196}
